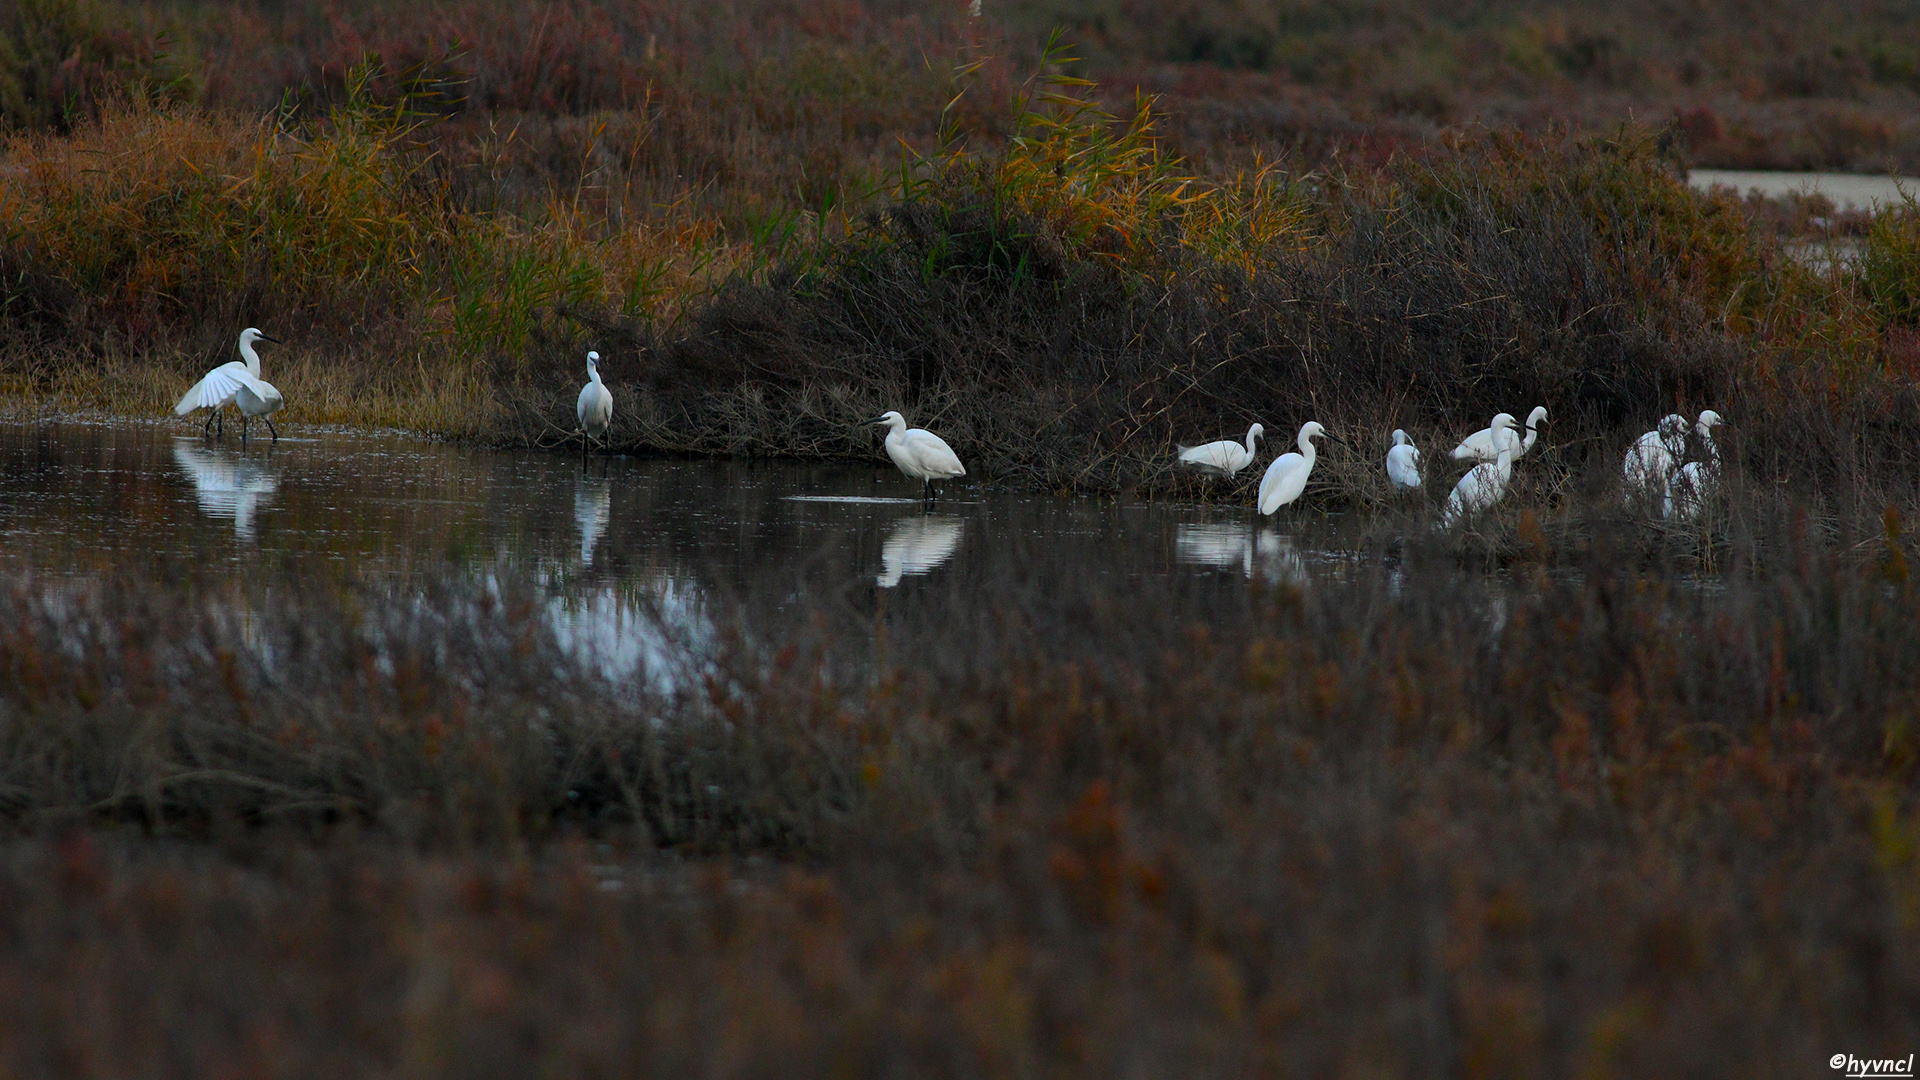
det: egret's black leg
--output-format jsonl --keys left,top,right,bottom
{"left": 266, "top": 416, "right": 279, "bottom": 442}
{"left": 240, "top": 415, "right": 250, "bottom": 445}
{"left": 215, "top": 412, "right": 224, "bottom": 439}
{"left": 202, "top": 410, "right": 216, "bottom": 437}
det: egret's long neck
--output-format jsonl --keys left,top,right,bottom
{"left": 588, "top": 365, "right": 602, "bottom": 385}
{"left": 1245, "top": 428, "right": 1260, "bottom": 455}
{"left": 239, "top": 338, "right": 262, "bottom": 378}
{"left": 1698, "top": 426, "right": 1719, "bottom": 462}
{"left": 1297, "top": 432, "right": 1316, "bottom": 460}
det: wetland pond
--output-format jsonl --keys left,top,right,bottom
{"left": 1, "top": 419, "right": 1401, "bottom": 679}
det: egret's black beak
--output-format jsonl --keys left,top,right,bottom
{"left": 259, "top": 334, "right": 282, "bottom": 344}
{"left": 868, "top": 415, "right": 889, "bottom": 425}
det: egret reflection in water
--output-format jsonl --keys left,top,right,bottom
{"left": 575, "top": 475, "right": 611, "bottom": 563}
{"left": 1174, "top": 522, "right": 1307, "bottom": 586}
{"left": 877, "top": 514, "right": 965, "bottom": 587}
{"left": 172, "top": 440, "right": 278, "bottom": 540}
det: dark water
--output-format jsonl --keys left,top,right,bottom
{"left": 0, "top": 419, "right": 1363, "bottom": 673}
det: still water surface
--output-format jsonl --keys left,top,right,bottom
{"left": 0, "top": 420, "right": 1356, "bottom": 671}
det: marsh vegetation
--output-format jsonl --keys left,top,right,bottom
{"left": 3, "top": 1, "right": 1920, "bottom": 1073}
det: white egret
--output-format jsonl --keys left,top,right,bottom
{"left": 1257, "top": 421, "right": 1327, "bottom": 515}
{"left": 175, "top": 327, "right": 284, "bottom": 441}
{"left": 1441, "top": 413, "right": 1518, "bottom": 526}
{"left": 1623, "top": 413, "right": 1688, "bottom": 505}
{"left": 877, "top": 515, "right": 966, "bottom": 587}
{"left": 1178, "top": 423, "right": 1263, "bottom": 478}
{"left": 1452, "top": 405, "right": 1547, "bottom": 463}
{"left": 172, "top": 440, "right": 278, "bottom": 540}
{"left": 577, "top": 351, "right": 613, "bottom": 466}
{"left": 1386, "top": 429, "right": 1422, "bottom": 491}
{"left": 1665, "top": 410, "right": 1725, "bottom": 521}
{"left": 873, "top": 411, "right": 966, "bottom": 502}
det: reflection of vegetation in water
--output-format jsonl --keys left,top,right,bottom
{"left": 1, "top": 505, "right": 1916, "bottom": 1070}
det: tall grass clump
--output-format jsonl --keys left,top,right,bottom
{"left": 0, "top": 84, "right": 437, "bottom": 345}
{"left": 1860, "top": 191, "right": 1920, "bottom": 329}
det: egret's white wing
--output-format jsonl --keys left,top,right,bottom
{"left": 903, "top": 429, "right": 965, "bottom": 480}
{"left": 1386, "top": 444, "right": 1422, "bottom": 489}
{"left": 1666, "top": 460, "right": 1717, "bottom": 521}
{"left": 1443, "top": 463, "right": 1491, "bottom": 524}
{"left": 1258, "top": 451, "right": 1306, "bottom": 515}
{"left": 1623, "top": 429, "right": 1676, "bottom": 495}
{"left": 175, "top": 361, "right": 254, "bottom": 415}
{"left": 1453, "top": 424, "right": 1527, "bottom": 462}
{"left": 1178, "top": 440, "right": 1247, "bottom": 475}
{"left": 877, "top": 515, "right": 965, "bottom": 587}
{"left": 1450, "top": 427, "right": 1497, "bottom": 462}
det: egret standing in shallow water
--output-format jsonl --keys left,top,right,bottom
{"left": 874, "top": 411, "right": 965, "bottom": 503}
{"left": 1665, "top": 410, "right": 1725, "bottom": 521}
{"left": 1178, "top": 423, "right": 1264, "bottom": 478}
{"left": 1623, "top": 413, "right": 1688, "bottom": 506}
{"left": 175, "top": 327, "right": 284, "bottom": 442}
{"left": 1452, "top": 405, "right": 1547, "bottom": 463}
{"left": 576, "top": 351, "right": 613, "bottom": 470}
{"left": 1442, "top": 413, "right": 1518, "bottom": 526}
{"left": 1386, "top": 429, "right": 1422, "bottom": 491}
{"left": 1257, "top": 421, "right": 1327, "bottom": 515}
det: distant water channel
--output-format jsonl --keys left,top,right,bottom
{"left": 1687, "top": 169, "right": 1918, "bottom": 210}
{"left": 0, "top": 419, "right": 1361, "bottom": 676}
{"left": 1688, "top": 169, "right": 1919, "bottom": 270}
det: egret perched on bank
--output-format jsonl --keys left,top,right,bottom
{"left": 874, "top": 411, "right": 965, "bottom": 503}
{"left": 577, "top": 350, "right": 613, "bottom": 467}
{"left": 1665, "top": 410, "right": 1725, "bottom": 521}
{"left": 1386, "top": 429, "right": 1422, "bottom": 491}
{"left": 1442, "top": 413, "right": 1518, "bottom": 526}
{"left": 175, "top": 327, "right": 285, "bottom": 442}
{"left": 1452, "top": 405, "right": 1547, "bottom": 463}
{"left": 1178, "top": 423, "right": 1264, "bottom": 478}
{"left": 1257, "top": 421, "right": 1327, "bottom": 515}
{"left": 1623, "top": 413, "right": 1688, "bottom": 505}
